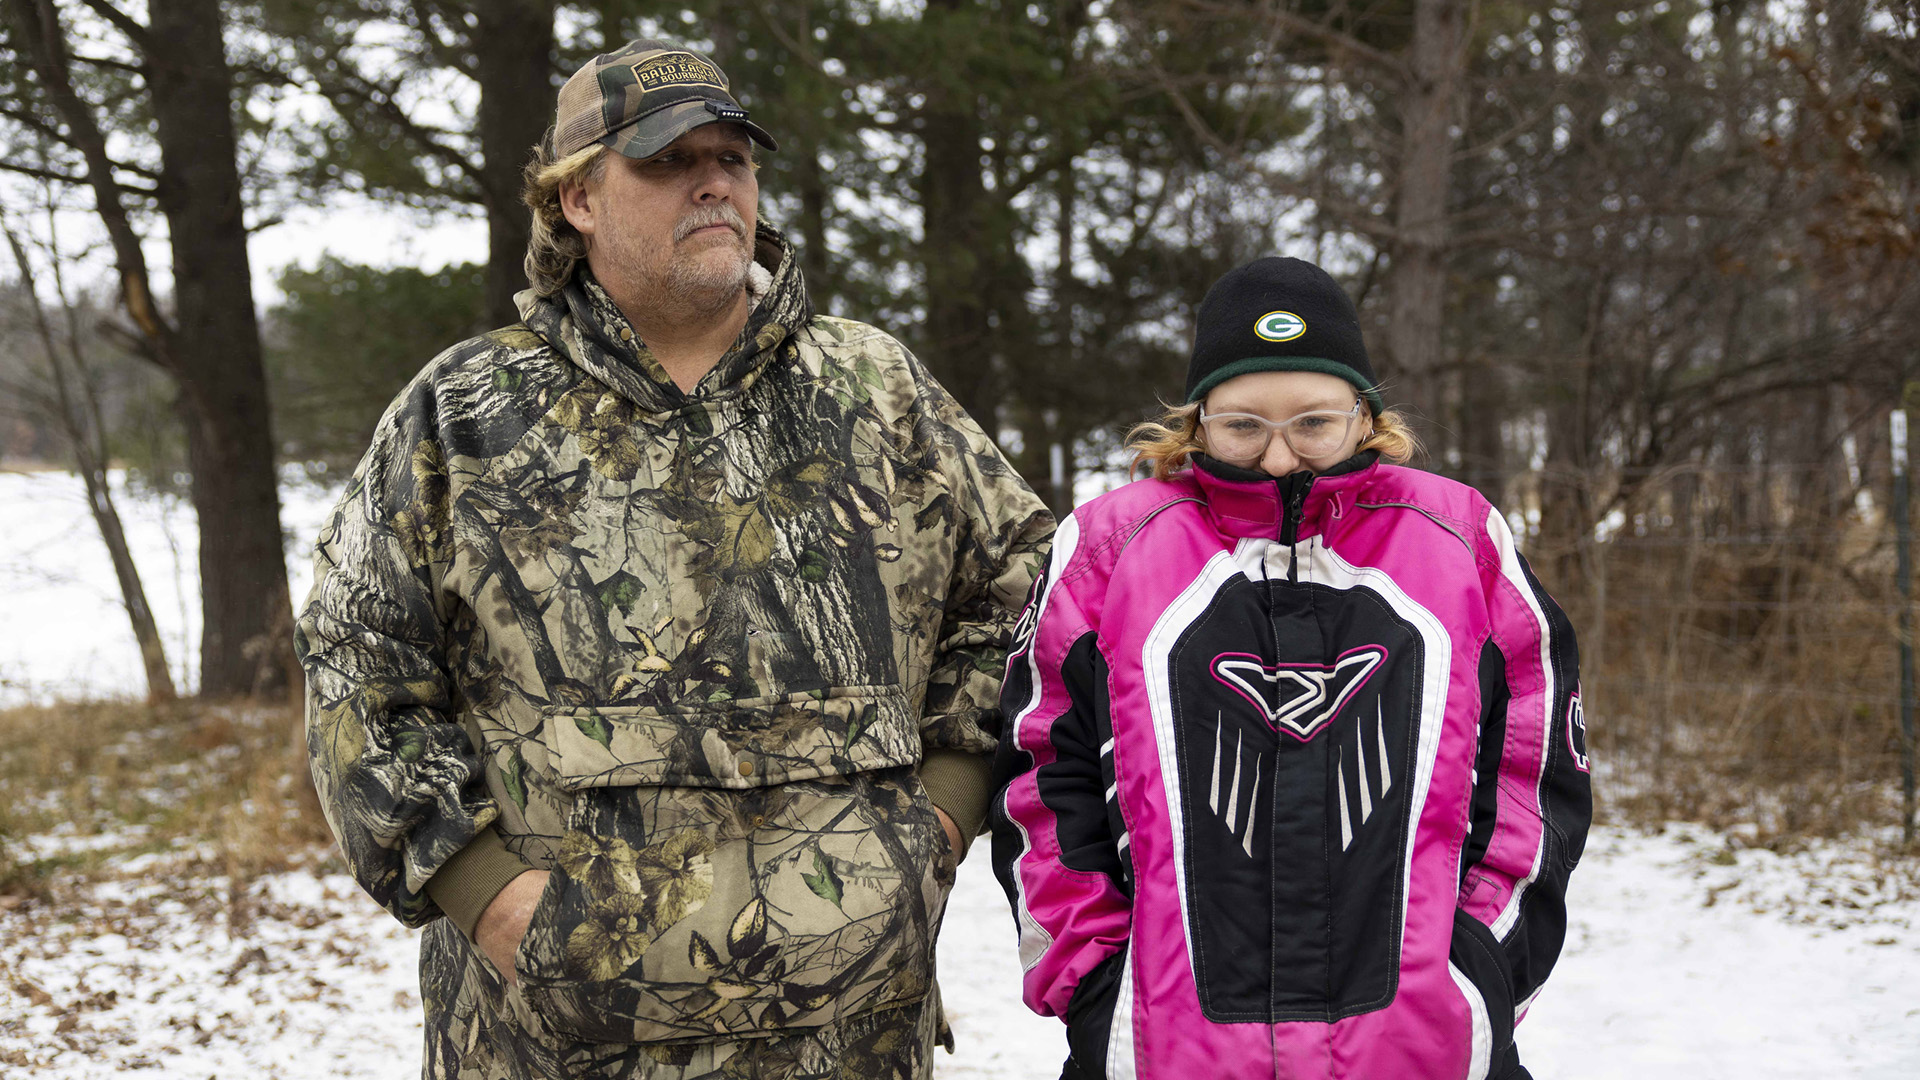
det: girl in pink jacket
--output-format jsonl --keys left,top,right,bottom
{"left": 990, "top": 257, "right": 1590, "bottom": 1080}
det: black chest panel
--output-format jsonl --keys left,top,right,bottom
{"left": 1168, "top": 571, "right": 1426, "bottom": 1022}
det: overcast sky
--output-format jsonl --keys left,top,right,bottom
{"left": 249, "top": 198, "right": 488, "bottom": 302}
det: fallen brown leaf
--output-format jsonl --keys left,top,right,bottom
{"left": 13, "top": 978, "right": 52, "bottom": 1007}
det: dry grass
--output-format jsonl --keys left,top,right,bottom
{"left": 5, "top": 486, "right": 1911, "bottom": 894}
{"left": 1551, "top": 517, "right": 1915, "bottom": 852}
{"left": 0, "top": 698, "right": 336, "bottom": 903}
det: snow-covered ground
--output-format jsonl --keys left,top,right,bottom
{"left": 0, "top": 468, "right": 339, "bottom": 705}
{"left": 3, "top": 826, "right": 1917, "bottom": 1078}
{"left": 3, "top": 469, "right": 1919, "bottom": 1077}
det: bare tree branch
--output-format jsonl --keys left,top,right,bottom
{"left": 43, "top": 198, "right": 114, "bottom": 468}
{"left": 413, "top": 0, "right": 478, "bottom": 81}
{"left": 1171, "top": 0, "right": 1411, "bottom": 81}
{"left": 1452, "top": 97, "right": 1564, "bottom": 164}
{"left": 0, "top": 102, "right": 68, "bottom": 143}
{"left": 1145, "top": 57, "right": 1403, "bottom": 245}
{"left": 229, "top": 59, "right": 300, "bottom": 91}
{"left": 72, "top": 0, "right": 153, "bottom": 51}
{"left": 2, "top": 0, "right": 175, "bottom": 358}
{"left": 2, "top": 201, "right": 177, "bottom": 702}
{"left": 0, "top": 372, "right": 59, "bottom": 414}
{"left": 0, "top": 158, "right": 159, "bottom": 192}
{"left": 68, "top": 51, "right": 144, "bottom": 75}
{"left": 95, "top": 316, "right": 164, "bottom": 367}
{"left": 0, "top": 159, "right": 82, "bottom": 185}
{"left": 310, "top": 67, "right": 484, "bottom": 191}
{"left": 751, "top": 3, "right": 865, "bottom": 94}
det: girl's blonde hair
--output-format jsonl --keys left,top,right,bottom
{"left": 1126, "top": 400, "right": 1422, "bottom": 480}
{"left": 521, "top": 139, "right": 609, "bottom": 298}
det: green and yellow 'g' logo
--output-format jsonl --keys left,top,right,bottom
{"left": 1255, "top": 311, "right": 1307, "bottom": 342}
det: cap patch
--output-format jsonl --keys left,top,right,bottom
{"left": 631, "top": 51, "right": 726, "bottom": 92}
{"left": 1255, "top": 310, "right": 1306, "bottom": 342}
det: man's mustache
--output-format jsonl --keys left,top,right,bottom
{"left": 675, "top": 205, "right": 746, "bottom": 241}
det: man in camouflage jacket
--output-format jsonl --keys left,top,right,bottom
{"left": 297, "top": 39, "right": 1052, "bottom": 1079}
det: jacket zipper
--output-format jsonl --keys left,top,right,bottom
{"left": 1278, "top": 472, "right": 1311, "bottom": 583}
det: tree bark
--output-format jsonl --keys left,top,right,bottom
{"left": 795, "top": 147, "right": 835, "bottom": 314}
{"left": 1387, "top": 0, "right": 1465, "bottom": 466}
{"left": 1460, "top": 355, "right": 1506, "bottom": 503}
{"left": 145, "top": 0, "right": 295, "bottom": 698}
{"left": 1046, "top": 162, "right": 1079, "bottom": 516}
{"left": 4, "top": 0, "right": 165, "bottom": 345}
{"left": 915, "top": 0, "right": 1000, "bottom": 437}
{"left": 1537, "top": 271, "right": 1608, "bottom": 590}
{"left": 469, "top": 0, "right": 554, "bottom": 327}
{"left": 10, "top": 0, "right": 293, "bottom": 698}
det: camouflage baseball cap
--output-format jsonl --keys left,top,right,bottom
{"left": 551, "top": 39, "right": 778, "bottom": 160}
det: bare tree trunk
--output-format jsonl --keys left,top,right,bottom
{"left": 3, "top": 0, "right": 163, "bottom": 344}
{"left": 915, "top": 0, "right": 1000, "bottom": 437}
{"left": 74, "top": 437, "right": 176, "bottom": 703}
{"left": 1387, "top": 0, "right": 1465, "bottom": 464}
{"left": 2, "top": 216, "right": 176, "bottom": 703}
{"left": 1461, "top": 357, "right": 1507, "bottom": 503}
{"left": 795, "top": 147, "right": 835, "bottom": 314}
{"left": 9, "top": 0, "right": 294, "bottom": 699}
{"left": 146, "top": 0, "right": 295, "bottom": 698}
{"left": 1538, "top": 266, "right": 1610, "bottom": 587}
{"left": 1655, "top": 514, "right": 1702, "bottom": 818}
{"left": 591, "top": 0, "right": 625, "bottom": 52}
{"left": 469, "top": 0, "right": 554, "bottom": 327}
{"left": 1046, "top": 162, "right": 1079, "bottom": 516}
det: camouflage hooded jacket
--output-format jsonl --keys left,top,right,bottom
{"left": 297, "top": 224, "right": 1052, "bottom": 1055}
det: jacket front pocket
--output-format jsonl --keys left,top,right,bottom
{"left": 542, "top": 684, "right": 919, "bottom": 791}
{"left": 514, "top": 686, "right": 952, "bottom": 1045}
{"left": 1447, "top": 907, "right": 1516, "bottom": 1070}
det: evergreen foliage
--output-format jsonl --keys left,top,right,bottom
{"left": 265, "top": 258, "right": 488, "bottom": 474}
{"left": 2, "top": 0, "right": 1918, "bottom": 703}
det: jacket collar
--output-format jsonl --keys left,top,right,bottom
{"left": 1189, "top": 450, "right": 1382, "bottom": 540}
{"left": 517, "top": 221, "right": 812, "bottom": 413}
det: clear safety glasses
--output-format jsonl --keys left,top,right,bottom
{"left": 1198, "top": 398, "right": 1364, "bottom": 467}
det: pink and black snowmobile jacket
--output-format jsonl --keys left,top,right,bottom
{"left": 989, "top": 451, "right": 1591, "bottom": 1080}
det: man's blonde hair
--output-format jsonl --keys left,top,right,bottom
{"left": 519, "top": 130, "right": 765, "bottom": 298}
{"left": 521, "top": 138, "right": 608, "bottom": 298}
{"left": 1126, "top": 401, "right": 1422, "bottom": 480}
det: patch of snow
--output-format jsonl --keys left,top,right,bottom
{"left": 1523, "top": 826, "right": 1920, "bottom": 1078}
{"left": 0, "top": 866, "right": 420, "bottom": 1077}
{"left": 3, "top": 827, "right": 1918, "bottom": 1077}
{"left": 937, "top": 861, "right": 1061, "bottom": 1076}
{"left": 0, "top": 469, "right": 339, "bottom": 705}
{"left": 17, "top": 823, "right": 154, "bottom": 862}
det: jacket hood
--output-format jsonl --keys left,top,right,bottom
{"left": 516, "top": 221, "right": 812, "bottom": 413}
{"left": 1188, "top": 450, "right": 1381, "bottom": 540}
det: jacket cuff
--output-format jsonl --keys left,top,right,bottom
{"left": 423, "top": 825, "right": 529, "bottom": 940}
{"left": 919, "top": 748, "right": 994, "bottom": 862}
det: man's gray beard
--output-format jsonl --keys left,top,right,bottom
{"left": 651, "top": 207, "right": 754, "bottom": 318}
{"left": 658, "top": 241, "right": 753, "bottom": 315}
{"left": 592, "top": 204, "right": 756, "bottom": 326}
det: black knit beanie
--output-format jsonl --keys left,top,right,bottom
{"left": 1184, "top": 257, "right": 1384, "bottom": 414}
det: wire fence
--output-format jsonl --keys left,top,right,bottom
{"left": 1512, "top": 457, "right": 1917, "bottom": 846}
